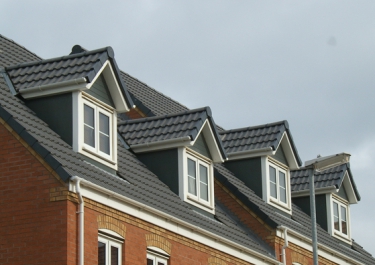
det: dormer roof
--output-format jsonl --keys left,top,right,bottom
{"left": 291, "top": 163, "right": 360, "bottom": 203}
{"left": 3, "top": 45, "right": 134, "bottom": 112}
{"left": 118, "top": 107, "right": 227, "bottom": 162}
{"left": 220, "top": 120, "right": 302, "bottom": 168}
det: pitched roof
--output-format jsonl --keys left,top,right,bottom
{"left": 291, "top": 163, "right": 361, "bottom": 201}
{"left": 118, "top": 106, "right": 227, "bottom": 161}
{"left": 1, "top": 34, "right": 374, "bottom": 264}
{"left": 219, "top": 120, "right": 302, "bottom": 166}
{"left": 2, "top": 44, "right": 134, "bottom": 110}
{"left": 0, "top": 35, "right": 274, "bottom": 260}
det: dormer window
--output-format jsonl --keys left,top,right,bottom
{"left": 186, "top": 150, "right": 213, "bottom": 208}
{"left": 331, "top": 196, "right": 350, "bottom": 241}
{"left": 266, "top": 157, "right": 291, "bottom": 213}
{"left": 269, "top": 162, "right": 287, "bottom": 204}
{"left": 83, "top": 98, "right": 113, "bottom": 157}
{"left": 74, "top": 93, "right": 118, "bottom": 169}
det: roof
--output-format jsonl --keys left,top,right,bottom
{"left": 220, "top": 120, "right": 302, "bottom": 166}
{"left": 0, "top": 34, "right": 274, "bottom": 260}
{"left": 2, "top": 44, "right": 134, "bottom": 110}
{"left": 0, "top": 34, "right": 374, "bottom": 264}
{"left": 118, "top": 106, "right": 227, "bottom": 162}
{"left": 291, "top": 163, "right": 361, "bottom": 201}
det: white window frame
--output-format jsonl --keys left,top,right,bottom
{"left": 73, "top": 92, "right": 118, "bottom": 169}
{"left": 330, "top": 195, "right": 351, "bottom": 241}
{"left": 263, "top": 157, "right": 292, "bottom": 214}
{"left": 98, "top": 233, "right": 123, "bottom": 265}
{"left": 178, "top": 148, "right": 215, "bottom": 214}
{"left": 147, "top": 250, "right": 168, "bottom": 265}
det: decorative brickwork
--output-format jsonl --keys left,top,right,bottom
{"left": 146, "top": 234, "right": 172, "bottom": 254}
{"left": 208, "top": 256, "right": 228, "bottom": 265}
{"left": 97, "top": 215, "right": 126, "bottom": 238}
{"left": 291, "top": 251, "right": 307, "bottom": 264}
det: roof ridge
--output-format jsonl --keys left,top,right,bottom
{"left": 118, "top": 106, "right": 210, "bottom": 125}
{"left": 220, "top": 120, "right": 287, "bottom": 135}
{"left": 120, "top": 70, "right": 190, "bottom": 110}
{"left": 0, "top": 34, "right": 42, "bottom": 61}
{"left": 5, "top": 46, "right": 112, "bottom": 71}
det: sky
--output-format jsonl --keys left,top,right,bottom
{"left": 2, "top": 0, "right": 375, "bottom": 257}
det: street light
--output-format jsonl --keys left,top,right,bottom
{"left": 304, "top": 152, "right": 351, "bottom": 265}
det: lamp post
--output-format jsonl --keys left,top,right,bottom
{"left": 304, "top": 153, "right": 351, "bottom": 265}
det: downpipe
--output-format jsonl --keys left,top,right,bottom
{"left": 278, "top": 226, "right": 289, "bottom": 265}
{"left": 71, "top": 176, "right": 84, "bottom": 265}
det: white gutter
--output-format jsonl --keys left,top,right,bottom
{"left": 71, "top": 176, "right": 84, "bottom": 265}
{"left": 291, "top": 186, "right": 338, "bottom": 198}
{"left": 70, "top": 176, "right": 281, "bottom": 265}
{"left": 19, "top": 77, "right": 87, "bottom": 97}
{"left": 227, "top": 147, "right": 273, "bottom": 160}
{"left": 279, "top": 227, "right": 364, "bottom": 265}
{"left": 131, "top": 136, "right": 192, "bottom": 152}
{"left": 278, "top": 226, "right": 288, "bottom": 265}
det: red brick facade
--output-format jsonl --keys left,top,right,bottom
{"left": 0, "top": 120, "right": 338, "bottom": 265}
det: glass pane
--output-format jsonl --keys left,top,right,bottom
{"left": 199, "top": 164, "right": 209, "bottom": 201}
{"left": 99, "top": 133, "right": 110, "bottom": 155}
{"left": 269, "top": 166, "right": 277, "bottom": 198}
{"left": 188, "top": 159, "right": 197, "bottom": 195}
{"left": 98, "top": 242, "right": 106, "bottom": 265}
{"left": 158, "top": 262, "right": 165, "bottom": 265}
{"left": 341, "top": 206, "right": 347, "bottom": 235}
{"left": 111, "top": 246, "right": 119, "bottom": 265}
{"left": 147, "top": 258, "right": 154, "bottom": 265}
{"left": 279, "top": 171, "right": 287, "bottom": 203}
{"left": 333, "top": 202, "right": 339, "bottom": 231}
{"left": 99, "top": 113, "right": 110, "bottom": 135}
{"left": 84, "top": 105, "right": 95, "bottom": 147}
{"left": 84, "top": 104, "right": 94, "bottom": 126}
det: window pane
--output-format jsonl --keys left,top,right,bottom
{"left": 98, "top": 242, "right": 106, "bottom": 265}
{"left": 279, "top": 171, "right": 287, "bottom": 203}
{"left": 199, "top": 164, "right": 209, "bottom": 201}
{"left": 269, "top": 166, "right": 277, "bottom": 198}
{"left": 99, "top": 113, "right": 110, "bottom": 154}
{"left": 341, "top": 206, "right": 347, "bottom": 235}
{"left": 110, "top": 246, "right": 119, "bottom": 265}
{"left": 188, "top": 159, "right": 197, "bottom": 195}
{"left": 333, "top": 202, "right": 339, "bottom": 231}
{"left": 84, "top": 105, "right": 95, "bottom": 147}
{"left": 147, "top": 258, "right": 154, "bottom": 265}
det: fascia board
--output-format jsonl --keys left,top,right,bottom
{"left": 192, "top": 119, "right": 225, "bottom": 163}
{"left": 19, "top": 77, "right": 87, "bottom": 99}
{"left": 276, "top": 228, "right": 364, "bottom": 265}
{"left": 276, "top": 132, "right": 299, "bottom": 170}
{"left": 340, "top": 172, "right": 358, "bottom": 204}
{"left": 226, "top": 147, "right": 274, "bottom": 161}
{"left": 86, "top": 60, "right": 131, "bottom": 113}
{"left": 69, "top": 178, "right": 280, "bottom": 265}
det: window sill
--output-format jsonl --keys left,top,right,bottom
{"left": 82, "top": 146, "right": 116, "bottom": 165}
{"left": 187, "top": 195, "right": 214, "bottom": 210}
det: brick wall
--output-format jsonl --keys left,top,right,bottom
{"left": 0, "top": 121, "right": 70, "bottom": 265}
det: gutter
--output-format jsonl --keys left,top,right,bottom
{"left": 70, "top": 176, "right": 281, "bottom": 265}
{"left": 71, "top": 176, "right": 84, "bottom": 265}
{"left": 18, "top": 77, "right": 87, "bottom": 97}
{"left": 131, "top": 136, "right": 192, "bottom": 152}
{"left": 227, "top": 147, "right": 273, "bottom": 160}
{"left": 291, "top": 185, "right": 338, "bottom": 198}
{"left": 278, "top": 226, "right": 363, "bottom": 265}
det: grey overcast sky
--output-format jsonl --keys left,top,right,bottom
{"left": 2, "top": 0, "right": 375, "bottom": 256}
